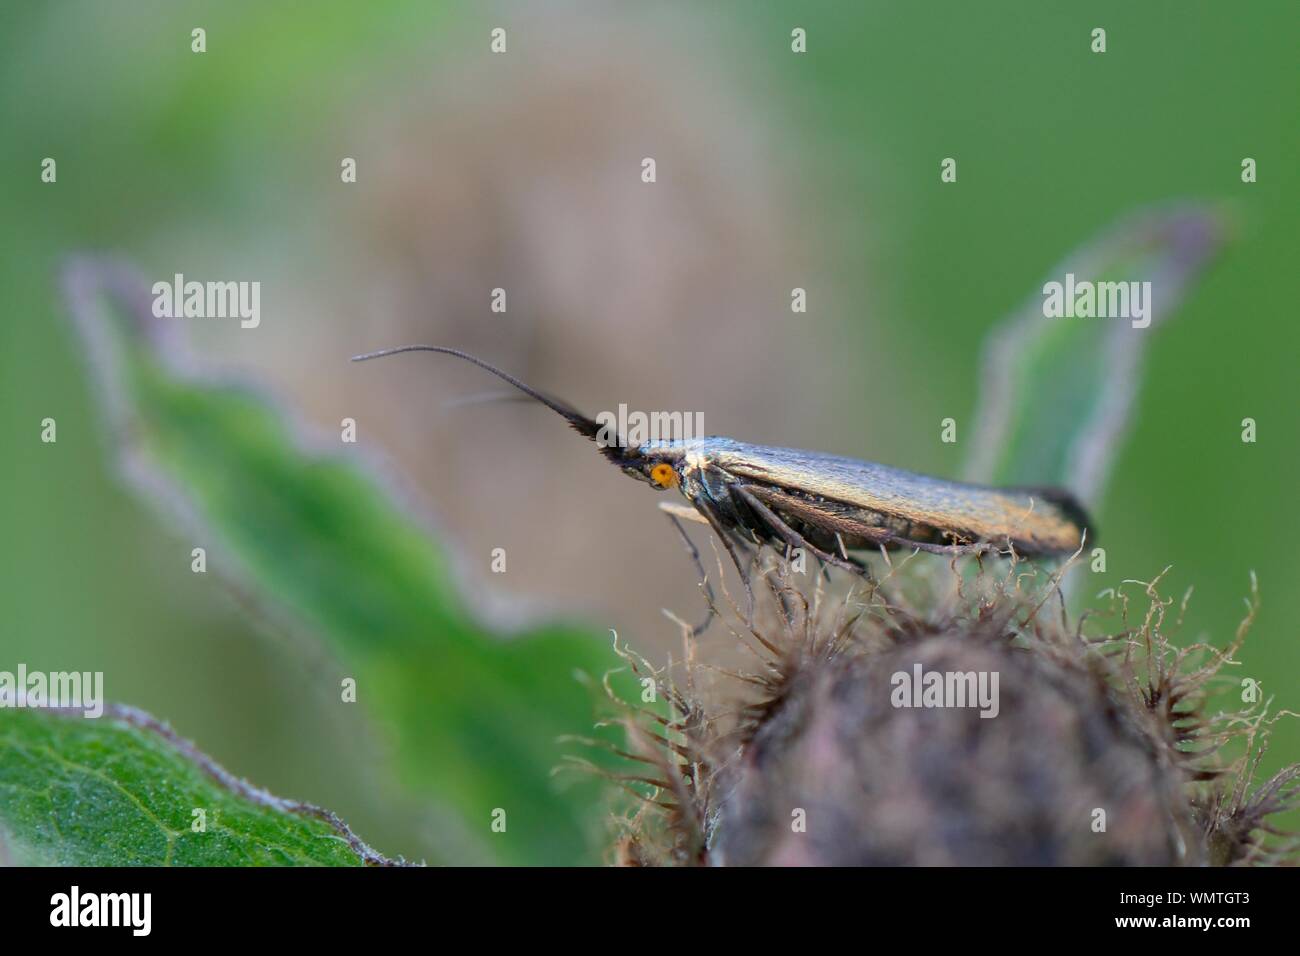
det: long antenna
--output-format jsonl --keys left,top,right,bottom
{"left": 351, "top": 345, "right": 607, "bottom": 445}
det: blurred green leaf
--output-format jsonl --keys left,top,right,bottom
{"left": 965, "top": 204, "right": 1226, "bottom": 503}
{"left": 60, "top": 258, "right": 620, "bottom": 865}
{"left": 0, "top": 703, "right": 390, "bottom": 866}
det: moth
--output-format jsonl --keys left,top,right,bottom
{"left": 352, "top": 346, "right": 1092, "bottom": 582}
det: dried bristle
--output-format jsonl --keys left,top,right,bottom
{"left": 587, "top": 555, "right": 1299, "bottom": 866}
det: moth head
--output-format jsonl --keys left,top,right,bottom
{"left": 617, "top": 444, "right": 683, "bottom": 490}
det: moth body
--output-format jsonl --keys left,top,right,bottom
{"left": 351, "top": 346, "right": 1093, "bottom": 575}
{"left": 641, "top": 437, "right": 1089, "bottom": 560}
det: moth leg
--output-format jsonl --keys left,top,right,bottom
{"left": 659, "top": 507, "right": 717, "bottom": 638}
{"left": 739, "top": 481, "right": 1002, "bottom": 560}
{"left": 736, "top": 485, "right": 877, "bottom": 571}
{"left": 733, "top": 485, "right": 867, "bottom": 577}
{"left": 690, "top": 494, "right": 755, "bottom": 618}
{"left": 736, "top": 485, "right": 872, "bottom": 575}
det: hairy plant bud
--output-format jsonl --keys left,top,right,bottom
{"left": 597, "top": 562, "right": 1298, "bottom": 867}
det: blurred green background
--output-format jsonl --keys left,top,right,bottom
{"left": 2, "top": 1, "right": 1296, "bottom": 862}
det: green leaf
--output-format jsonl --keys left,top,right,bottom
{"left": 60, "top": 258, "right": 622, "bottom": 865}
{"left": 964, "top": 204, "right": 1227, "bottom": 502}
{"left": 0, "top": 703, "right": 392, "bottom": 866}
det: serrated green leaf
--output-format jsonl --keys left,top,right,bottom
{"left": 60, "top": 258, "right": 622, "bottom": 865}
{"left": 0, "top": 703, "right": 391, "bottom": 866}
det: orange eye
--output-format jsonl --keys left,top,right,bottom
{"left": 650, "top": 463, "right": 679, "bottom": 489}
